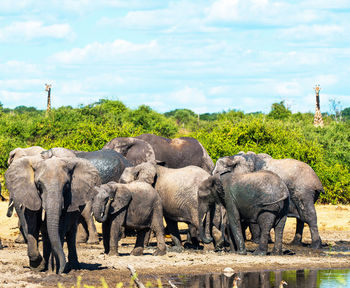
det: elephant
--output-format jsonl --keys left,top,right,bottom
{"left": 213, "top": 151, "right": 324, "bottom": 249}
{"left": 5, "top": 154, "right": 101, "bottom": 273}
{"left": 92, "top": 181, "right": 166, "bottom": 256}
{"left": 7, "top": 146, "right": 45, "bottom": 166}
{"left": 103, "top": 133, "right": 214, "bottom": 173}
{"left": 0, "top": 182, "right": 5, "bottom": 201}
{"left": 198, "top": 164, "right": 290, "bottom": 255}
{"left": 120, "top": 162, "right": 216, "bottom": 251}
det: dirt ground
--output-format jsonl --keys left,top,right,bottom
{"left": 0, "top": 201, "right": 349, "bottom": 288}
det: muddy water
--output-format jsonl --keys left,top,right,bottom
{"left": 166, "top": 269, "right": 350, "bottom": 288}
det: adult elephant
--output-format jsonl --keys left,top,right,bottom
{"left": 213, "top": 152, "right": 324, "bottom": 249}
{"left": 5, "top": 154, "right": 100, "bottom": 274}
{"left": 41, "top": 148, "right": 132, "bottom": 244}
{"left": 7, "top": 146, "right": 45, "bottom": 166}
{"left": 198, "top": 160, "right": 290, "bottom": 255}
{"left": 120, "top": 162, "right": 215, "bottom": 251}
{"left": 92, "top": 181, "right": 166, "bottom": 256}
{"left": 103, "top": 133, "right": 214, "bottom": 173}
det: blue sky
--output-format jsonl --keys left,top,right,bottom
{"left": 0, "top": 0, "right": 349, "bottom": 114}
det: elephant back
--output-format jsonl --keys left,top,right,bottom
{"left": 137, "top": 134, "right": 207, "bottom": 169}
{"left": 76, "top": 149, "right": 132, "bottom": 184}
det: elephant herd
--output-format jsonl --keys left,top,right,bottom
{"left": 1, "top": 133, "right": 324, "bottom": 274}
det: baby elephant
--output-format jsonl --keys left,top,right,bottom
{"left": 92, "top": 181, "right": 166, "bottom": 256}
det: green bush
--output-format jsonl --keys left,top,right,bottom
{"left": 1, "top": 99, "right": 350, "bottom": 203}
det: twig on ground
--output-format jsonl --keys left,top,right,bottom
{"left": 168, "top": 280, "right": 178, "bottom": 288}
{"left": 127, "top": 264, "right": 146, "bottom": 288}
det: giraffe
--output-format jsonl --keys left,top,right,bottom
{"left": 45, "top": 84, "right": 52, "bottom": 116}
{"left": 313, "top": 85, "right": 324, "bottom": 127}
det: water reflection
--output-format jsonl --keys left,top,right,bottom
{"left": 168, "top": 269, "right": 350, "bottom": 288}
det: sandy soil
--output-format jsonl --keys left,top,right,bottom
{"left": 0, "top": 201, "right": 349, "bottom": 287}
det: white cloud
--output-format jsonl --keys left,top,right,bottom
{"left": 0, "top": 61, "right": 41, "bottom": 76}
{"left": 206, "top": 0, "right": 239, "bottom": 22}
{"left": 0, "top": 21, "right": 74, "bottom": 42}
{"left": 52, "top": 39, "right": 158, "bottom": 64}
{"left": 170, "top": 86, "right": 206, "bottom": 104}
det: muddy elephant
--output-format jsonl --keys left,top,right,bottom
{"left": 120, "top": 162, "right": 215, "bottom": 251}
{"left": 92, "top": 181, "right": 166, "bottom": 256}
{"left": 198, "top": 164, "right": 289, "bottom": 255}
{"left": 103, "top": 133, "right": 214, "bottom": 173}
{"left": 5, "top": 154, "right": 101, "bottom": 273}
{"left": 213, "top": 152, "right": 324, "bottom": 249}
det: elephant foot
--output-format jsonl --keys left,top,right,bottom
{"left": 253, "top": 249, "right": 267, "bottom": 256}
{"left": 131, "top": 247, "right": 144, "bottom": 256}
{"left": 311, "top": 239, "right": 322, "bottom": 249}
{"left": 108, "top": 247, "right": 119, "bottom": 256}
{"left": 66, "top": 261, "right": 81, "bottom": 272}
{"left": 271, "top": 248, "right": 283, "bottom": 255}
{"left": 86, "top": 237, "right": 99, "bottom": 245}
{"left": 153, "top": 248, "right": 166, "bottom": 256}
{"left": 237, "top": 249, "right": 247, "bottom": 255}
{"left": 29, "top": 256, "right": 46, "bottom": 272}
{"left": 290, "top": 235, "right": 302, "bottom": 246}
{"left": 168, "top": 245, "right": 184, "bottom": 253}
{"left": 15, "top": 234, "right": 27, "bottom": 244}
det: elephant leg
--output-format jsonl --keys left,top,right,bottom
{"left": 254, "top": 212, "right": 275, "bottom": 255}
{"left": 66, "top": 212, "right": 80, "bottom": 271}
{"left": 131, "top": 229, "right": 146, "bottom": 256}
{"left": 80, "top": 202, "right": 99, "bottom": 244}
{"left": 272, "top": 215, "right": 287, "bottom": 255}
{"left": 291, "top": 218, "right": 304, "bottom": 246}
{"left": 226, "top": 202, "right": 246, "bottom": 255}
{"left": 249, "top": 223, "right": 261, "bottom": 244}
{"left": 109, "top": 214, "right": 122, "bottom": 256}
{"left": 150, "top": 203, "right": 166, "bottom": 256}
{"left": 76, "top": 218, "right": 88, "bottom": 243}
{"left": 304, "top": 205, "right": 322, "bottom": 249}
{"left": 41, "top": 219, "right": 51, "bottom": 271}
{"left": 25, "top": 209, "right": 45, "bottom": 270}
{"left": 165, "top": 218, "right": 183, "bottom": 252}
{"left": 102, "top": 221, "right": 111, "bottom": 254}
{"left": 187, "top": 224, "right": 200, "bottom": 248}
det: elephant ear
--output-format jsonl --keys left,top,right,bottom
{"left": 5, "top": 155, "right": 42, "bottom": 211}
{"left": 108, "top": 184, "right": 132, "bottom": 214}
{"left": 135, "top": 162, "right": 157, "bottom": 184}
{"left": 66, "top": 157, "right": 101, "bottom": 212}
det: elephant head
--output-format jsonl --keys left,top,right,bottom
{"left": 103, "top": 137, "right": 156, "bottom": 166}
{"left": 197, "top": 174, "right": 224, "bottom": 244}
{"left": 5, "top": 154, "right": 100, "bottom": 273}
{"left": 92, "top": 182, "right": 132, "bottom": 223}
{"left": 7, "top": 146, "right": 45, "bottom": 166}
{"left": 119, "top": 162, "right": 157, "bottom": 185}
{"left": 212, "top": 155, "right": 254, "bottom": 175}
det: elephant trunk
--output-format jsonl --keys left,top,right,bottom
{"left": 46, "top": 205, "right": 66, "bottom": 274}
{"left": 198, "top": 205, "right": 213, "bottom": 244}
{"left": 93, "top": 197, "right": 113, "bottom": 223}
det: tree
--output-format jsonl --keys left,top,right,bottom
{"left": 341, "top": 107, "right": 350, "bottom": 121}
{"left": 268, "top": 101, "right": 292, "bottom": 120}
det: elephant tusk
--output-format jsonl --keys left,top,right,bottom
{"left": 42, "top": 209, "right": 45, "bottom": 221}
{"left": 19, "top": 204, "right": 23, "bottom": 210}
{"left": 8, "top": 200, "right": 14, "bottom": 209}
{"left": 100, "top": 212, "right": 104, "bottom": 218}
{"left": 202, "top": 213, "right": 207, "bottom": 223}
{"left": 91, "top": 211, "right": 94, "bottom": 216}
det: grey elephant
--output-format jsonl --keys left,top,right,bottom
{"left": 5, "top": 154, "right": 100, "bottom": 273}
{"left": 198, "top": 160, "right": 290, "bottom": 255}
{"left": 214, "top": 151, "right": 324, "bottom": 249}
{"left": 92, "top": 181, "right": 166, "bottom": 256}
{"left": 104, "top": 133, "right": 214, "bottom": 173}
{"left": 120, "top": 162, "right": 213, "bottom": 251}
{"left": 7, "top": 146, "right": 46, "bottom": 166}
{"left": 46, "top": 148, "right": 132, "bottom": 243}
